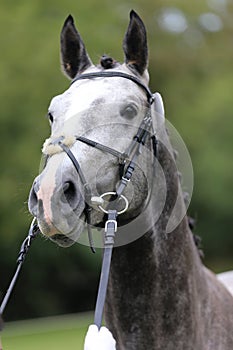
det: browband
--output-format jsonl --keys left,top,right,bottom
{"left": 71, "top": 71, "right": 155, "bottom": 105}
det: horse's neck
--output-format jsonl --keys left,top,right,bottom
{"left": 105, "top": 219, "right": 204, "bottom": 345}
{"left": 105, "top": 141, "right": 205, "bottom": 348}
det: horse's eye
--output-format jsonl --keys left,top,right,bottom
{"left": 47, "top": 112, "right": 54, "bottom": 124}
{"left": 120, "top": 105, "right": 138, "bottom": 119}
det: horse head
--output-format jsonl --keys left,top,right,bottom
{"left": 28, "top": 11, "right": 167, "bottom": 247}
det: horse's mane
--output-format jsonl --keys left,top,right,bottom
{"left": 188, "top": 216, "right": 204, "bottom": 259}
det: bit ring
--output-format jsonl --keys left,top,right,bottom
{"left": 98, "top": 191, "right": 129, "bottom": 215}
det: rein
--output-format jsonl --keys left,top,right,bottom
{"left": 0, "top": 218, "right": 40, "bottom": 331}
{"left": 0, "top": 71, "right": 157, "bottom": 333}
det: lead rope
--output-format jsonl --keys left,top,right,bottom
{"left": 0, "top": 218, "right": 40, "bottom": 347}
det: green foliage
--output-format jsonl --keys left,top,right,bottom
{"left": 0, "top": 0, "right": 233, "bottom": 321}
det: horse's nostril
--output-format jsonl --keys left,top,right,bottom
{"left": 63, "top": 182, "right": 71, "bottom": 192}
{"left": 63, "top": 181, "right": 78, "bottom": 209}
{"left": 28, "top": 183, "right": 38, "bottom": 216}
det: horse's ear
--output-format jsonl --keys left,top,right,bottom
{"left": 123, "top": 10, "right": 148, "bottom": 75}
{"left": 60, "top": 15, "right": 92, "bottom": 79}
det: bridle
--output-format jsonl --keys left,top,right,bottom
{"left": 42, "top": 70, "right": 157, "bottom": 246}
{"left": 0, "top": 70, "right": 157, "bottom": 332}
{"left": 64, "top": 71, "right": 156, "bottom": 238}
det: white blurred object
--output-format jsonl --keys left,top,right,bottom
{"left": 157, "top": 7, "right": 188, "bottom": 34}
{"left": 154, "top": 92, "right": 165, "bottom": 118}
{"left": 198, "top": 12, "right": 223, "bottom": 32}
{"left": 217, "top": 270, "right": 233, "bottom": 297}
{"left": 84, "top": 325, "right": 116, "bottom": 350}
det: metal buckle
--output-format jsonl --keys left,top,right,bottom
{"left": 105, "top": 219, "right": 118, "bottom": 233}
{"left": 122, "top": 176, "right": 131, "bottom": 183}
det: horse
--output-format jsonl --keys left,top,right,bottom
{"left": 28, "top": 10, "right": 233, "bottom": 349}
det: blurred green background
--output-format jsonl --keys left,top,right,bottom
{"left": 0, "top": 0, "right": 233, "bottom": 323}
{"left": 2, "top": 313, "right": 92, "bottom": 349}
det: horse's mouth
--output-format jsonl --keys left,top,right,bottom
{"left": 50, "top": 233, "right": 75, "bottom": 247}
{"left": 36, "top": 207, "right": 86, "bottom": 247}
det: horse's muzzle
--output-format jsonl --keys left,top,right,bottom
{"left": 28, "top": 169, "right": 85, "bottom": 241}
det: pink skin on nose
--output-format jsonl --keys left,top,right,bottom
{"left": 36, "top": 173, "right": 58, "bottom": 236}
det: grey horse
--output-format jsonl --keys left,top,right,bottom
{"left": 28, "top": 11, "right": 233, "bottom": 349}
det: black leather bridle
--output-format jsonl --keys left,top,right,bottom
{"left": 0, "top": 70, "right": 157, "bottom": 332}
